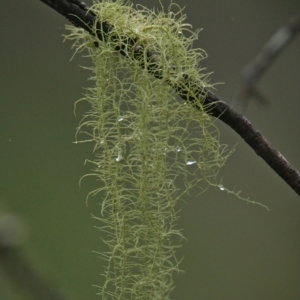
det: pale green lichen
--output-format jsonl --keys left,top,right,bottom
{"left": 64, "top": 1, "right": 250, "bottom": 299}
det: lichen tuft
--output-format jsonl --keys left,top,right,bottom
{"left": 65, "top": 1, "right": 235, "bottom": 298}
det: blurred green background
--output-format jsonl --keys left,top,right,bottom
{"left": 0, "top": 0, "right": 299, "bottom": 299}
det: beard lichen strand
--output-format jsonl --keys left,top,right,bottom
{"left": 66, "top": 0, "right": 232, "bottom": 299}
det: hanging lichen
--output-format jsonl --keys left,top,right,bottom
{"left": 65, "top": 0, "right": 235, "bottom": 298}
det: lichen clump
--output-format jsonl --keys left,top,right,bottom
{"left": 65, "top": 0, "right": 229, "bottom": 299}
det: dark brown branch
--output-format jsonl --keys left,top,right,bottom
{"left": 238, "top": 12, "right": 300, "bottom": 107}
{"left": 39, "top": 0, "right": 300, "bottom": 196}
{"left": 206, "top": 91, "right": 300, "bottom": 196}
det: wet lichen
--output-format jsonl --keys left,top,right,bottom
{"left": 65, "top": 1, "right": 234, "bottom": 298}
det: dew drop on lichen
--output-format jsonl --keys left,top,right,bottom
{"left": 219, "top": 184, "right": 225, "bottom": 191}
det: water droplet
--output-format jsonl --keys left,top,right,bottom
{"left": 219, "top": 184, "right": 225, "bottom": 191}
{"left": 115, "top": 154, "right": 122, "bottom": 162}
{"left": 118, "top": 116, "right": 124, "bottom": 122}
{"left": 186, "top": 160, "right": 196, "bottom": 165}
{"left": 176, "top": 146, "right": 181, "bottom": 152}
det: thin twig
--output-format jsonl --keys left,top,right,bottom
{"left": 238, "top": 12, "right": 300, "bottom": 107}
{"left": 38, "top": 0, "right": 300, "bottom": 196}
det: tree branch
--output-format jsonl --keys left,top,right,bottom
{"left": 238, "top": 11, "right": 300, "bottom": 107}
{"left": 39, "top": 0, "right": 300, "bottom": 196}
